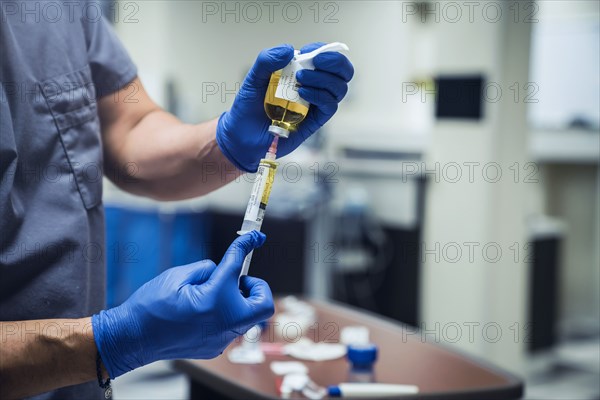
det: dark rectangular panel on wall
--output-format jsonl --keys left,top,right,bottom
{"left": 529, "top": 237, "right": 560, "bottom": 352}
{"left": 435, "top": 75, "right": 485, "bottom": 120}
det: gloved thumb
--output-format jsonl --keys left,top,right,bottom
{"left": 244, "top": 45, "right": 294, "bottom": 89}
{"left": 211, "top": 231, "right": 267, "bottom": 284}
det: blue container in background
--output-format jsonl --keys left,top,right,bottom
{"left": 105, "top": 206, "right": 210, "bottom": 308}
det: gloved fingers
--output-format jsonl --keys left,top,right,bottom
{"left": 245, "top": 45, "right": 295, "bottom": 89}
{"left": 296, "top": 69, "right": 349, "bottom": 102}
{"left": 313, "top": 52, "right": 354, "bottom": 82}
{"left": 211, "top": 231, "right": 267, "bottom": 283}
{"left": 280, "top": 106, "right": 333, "bottom": 154}
{"left": 239, "top": 275, "right": 275, "bottom": 322}
{"left": 281, "top": 106, "right": 334, "bottom": 153}
{"left": 277, "top": 124, "right": 314, "bottom": 156}
{"left": 298, "top": 87, "right": 340, "bottom": 110}
{"left": 305, "top": 104, "right": 336, "bottom": 127}
{"left": 300, "top": 41, "right": 327, "bottom": 54}
{"left": 239, "top": 275, "right": 272, "bottom": 299}
{"left": 175, "top": 259, "right": 218, "bottom": 285}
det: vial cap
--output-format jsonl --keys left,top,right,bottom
{"left": 347, "top": 343, "right": 378, "bottom": 367}
{"left": 268, "top": 125, "right": 290, "bottom": 138}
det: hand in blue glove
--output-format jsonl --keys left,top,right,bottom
{"left": 92, "top": 231, "right": 273, "bottom": 378}
{"left": 217, "top": 42, "right": 354, "bottom": 172}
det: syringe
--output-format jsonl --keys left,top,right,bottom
{"left": 237, "top": 136, "right": 279, "bottom": 277}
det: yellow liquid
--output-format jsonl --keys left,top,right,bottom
{"left": 264, "top": 70, "right": 309, "bottom": 131}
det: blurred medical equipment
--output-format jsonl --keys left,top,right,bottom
{"left": 273, "top": 296, "right": 317, "bottom": 338}
{"left": 327, "top": 383, "right": 419, "bottom": 398}
{"left": 280, "top": 373, "right": 326, "bottom": 399}
{"left": 340, "top": 326, "right": 378, "bottom": 383}
{"left": 280, "top": 373, "right": 419, "bottom": 399}
{"left": 227, "top": 325, "right": 265, "bottom": 364}
{"left": 283, "top": 338, "right": 347, "bottom": 362}
{"left": 346, "top": 343, "right": 378, "bottom": 383}
{"left": 340, "top": 326, "right": 370, "bottom": 345}
{"left": 270, "top": 361, "right": 308, "bottom": 376}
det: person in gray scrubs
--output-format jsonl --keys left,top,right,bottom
{"left": 0, "top": 1, "right": 354, "bottom": 399}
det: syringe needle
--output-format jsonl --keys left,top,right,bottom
{"left": 267, "top": 136, "right": 279, "bottom": 160}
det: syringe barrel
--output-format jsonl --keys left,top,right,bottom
{"left": 238, "top": 158, "right": 278, "bottom": 277}
{"left": 238, "top": 219, "right": 261, "bottom": 235}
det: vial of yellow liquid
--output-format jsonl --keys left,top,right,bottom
{"left": 265, "top": 70, "right": 309, "bottom": 137}
{"left": 264, "top": 42, "right": 349, "bottom": 138}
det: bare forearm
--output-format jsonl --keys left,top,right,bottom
{"left": 98, "top": 77, "right": 244, "bottom": 201}
{"left": 105, "top": 113, "right": 241, "bottom": 200}
{"left": 0, "top": 318, "right": 106, "bottom": 399}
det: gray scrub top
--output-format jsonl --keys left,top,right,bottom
{"left": 0, "top": 2, "right": 137, "bottom": 398}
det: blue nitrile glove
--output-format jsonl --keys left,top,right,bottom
{"left": 216, "top": 42, "right": 354, "bottom": 172}
{"left": 92, "top": 231, "right": 273, "bottom": 379}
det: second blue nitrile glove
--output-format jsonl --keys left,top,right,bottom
{"left": 91, "top": 231, "right": 273, "bottom": 379}
{"left": 216, "top": 43, "right": 354, "bottom": 172}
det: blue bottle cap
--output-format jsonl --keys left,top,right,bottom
{"left": 347, "top": 343, "right": 378, "bottom": 368}
{"left": 327, "top": 385, "right": 342, "bottom": 397}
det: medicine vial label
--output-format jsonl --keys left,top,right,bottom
{"left": 275, "top": 61, "right": 310, "bottom": 108}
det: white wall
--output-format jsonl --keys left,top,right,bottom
{"left": 417, "top": 3, "right": 532, "bottom": 372}
{"left": 113, "top": 1, "right": 171, "bottom": 106}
